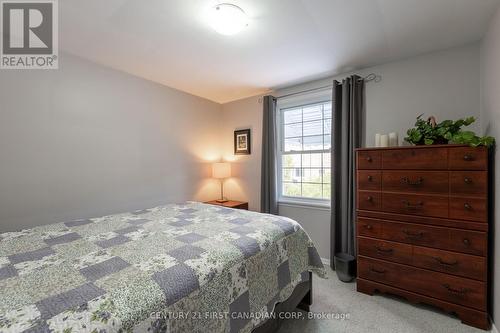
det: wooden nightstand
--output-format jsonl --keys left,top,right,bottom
{"left": 204, "top": 200, "right": 249, "bottom": 210}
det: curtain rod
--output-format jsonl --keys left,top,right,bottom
{"left": 275, "top": 73, "right": 381, "bottom": 100}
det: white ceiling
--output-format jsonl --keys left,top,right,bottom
{"left": 60, "top": 0, "right": 500, "bottom": 103}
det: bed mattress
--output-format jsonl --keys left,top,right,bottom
{"left": 0, "top": 202, "right": 325, "bottom": 332}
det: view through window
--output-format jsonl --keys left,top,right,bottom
{"left": 279, "top": 100, "right": 332, "bottom": 202}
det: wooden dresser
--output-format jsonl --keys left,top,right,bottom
{"left": 355, "top": 145, "right": 490, "bottom": 330}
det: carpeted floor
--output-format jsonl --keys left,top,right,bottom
{"left": 277, "top": 266, "right": 489, "bottom": 333}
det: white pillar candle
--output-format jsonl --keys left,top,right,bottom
{"left": 375, "top": 133, "right": 381, "bottom": 147}
{"left": 389, "top": 132, "right": 398, "bottom": 146}
{"left": 380, "top": 134, "right": 389, "bottom": 147}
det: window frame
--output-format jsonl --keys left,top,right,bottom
{"left": 276, "top": 89, "right": 332, "bottom": 208}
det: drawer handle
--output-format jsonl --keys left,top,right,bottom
{"left": 376, "top": 247, "right": 393, "bottom": 255}
{"left": 464, "top": 177, "right": 473, "bottom": 184}
{"left": 463, "top": 154, "right": 475, "bottom": 161}
{"left": 442, "top": 284, "right": 470, "bottom": 297}
{"left": 401, "top": 177, "right": 424, "bottom": 186}
{"left": 402, "top": 229, "right": 424, "bottom": 239}
{"left": 463, "top": 238, "right": 471, "bottom": 246}
{"left": 367, "top": 175, "right": 373, "bottom": 181}
{"left": 364, "top": 224, "right": 373, "bottom": 230}
{"left": 366, "top": 196, "right": 373, "bottom": 202}
{"left": 433, "top": 257, "right": 458, "bottom": 266}
{"left": 464, "top": 203, "right": 472, "bottom": 210}
{"left": 370, "top": 267, "right": 386, "bottom": 274}
{"left": 366, "top": 156, "right": 373, "bottom": 162}
{"left": 402, "top": 200, "right": 424, "bottom": 210}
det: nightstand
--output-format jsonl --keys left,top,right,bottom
{"left": 204, "top": 200, "right": 249, "bottom": 210}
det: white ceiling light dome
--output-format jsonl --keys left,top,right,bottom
{"left": 208, "top": 3, "right": 248, "bottom": 36}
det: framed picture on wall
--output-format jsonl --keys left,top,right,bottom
{"left": 234, "top": 129, "right": 251, "bottom": 155}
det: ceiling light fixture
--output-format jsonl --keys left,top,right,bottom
{"left": 208, "top": 3, "right": 248, "bottom": 36}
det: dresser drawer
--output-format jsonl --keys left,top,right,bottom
{"left": 450, "top": 171, "right": 487, "bottom": 197}
{"left": 382, "top": 148, "right": 448, "bottom": 170}
{"left": 382, "top": 220, "right": 448, "bottom": 248}
{"left": 382, "top": 193, "right": 449, "bottom": 218}
{"left": 358, "top": 236, "right": 412, "bottom": 265}
{"left": 449, "top": 197, "right": 487, "bottom": 222}
{"left": 357, "top": 191, "right": 381, "bottom": 211}
{"left": 357, "top": 151, "right": 381, "bottom": 169}
{"left": 412, "top": 246, "right": 486, "bottom": 281}
{"left": 357, "top": 218, "right": 383, "bottom": 238}
{"left": 382, "top": 171, "right": 449, "bottom": 194}
{"left": 358, "top": 256, "right": 486, "bottom": 311}
{"left": 449, "top": 147, "right": 488, "bottom": 170}
{"left": 359, "top": 218, "right": 488, "bottom": 256}
{"left": 359, "top": 236, "right": 486, "bottom": 281}
{"left": 358, "top": 171, "right": 381, "bottom": 191}
{"left": 388, "top": 221, "right": 487, "bottom": 256}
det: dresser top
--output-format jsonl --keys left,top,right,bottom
{"left": 355, "top": 144, "right": 484, "bottom": 152}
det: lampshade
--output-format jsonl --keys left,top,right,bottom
{"left": 212, "top": 162, "right": 231, "bottom": 179}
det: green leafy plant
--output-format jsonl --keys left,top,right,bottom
{"left": 404, "top": 115, "right": 495, "bottom": 147}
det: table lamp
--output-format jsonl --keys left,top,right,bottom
{"left": 212, "top": 162, "right": 231, "bottom": 203}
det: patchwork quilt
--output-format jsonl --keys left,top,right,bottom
{"left": 0, "top": 202, "right": 325, "bottom": 333}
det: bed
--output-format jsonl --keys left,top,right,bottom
{"left": 0, "top": 202, "right": 325, "bottom": 332}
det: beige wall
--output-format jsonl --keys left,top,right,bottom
{"left": 220, "top": 43, "right": 482, "bottom": 261}
{"left": 220, "top": 96, "right": 263, "bottom": 212}
{"left": 480, "top": 5, "right": 500, "bottom": 327}
{"left": 278, "top": 43, "right": 481, "bottom": 146}
{"left": 0, "top": 53, "right": 222, "bottom": 232}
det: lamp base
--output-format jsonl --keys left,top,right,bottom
{"left": 216, "top": 199, "right": 229, "bottom": 203}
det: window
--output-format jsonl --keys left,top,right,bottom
{"left": 277, "top": 95, "right": 332, "bottom": 205}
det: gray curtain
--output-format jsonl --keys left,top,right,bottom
{"left": 261, "top": 95, "right": 279, "bottom": 215}
{"left": 331, "top": 75, "right": 364, "bottom": 268}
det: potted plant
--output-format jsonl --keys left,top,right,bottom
{"left": 404, "top": 115, "right": 495, "bottom": 147}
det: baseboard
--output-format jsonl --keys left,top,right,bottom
{"left": 490, "top": 319, "right": 498, "bottom": 333}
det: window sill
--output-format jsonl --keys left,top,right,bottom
{"left": 278, "top": 200, "right": 331, "bottom": 211}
